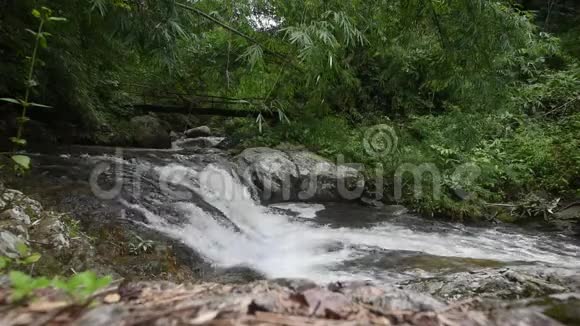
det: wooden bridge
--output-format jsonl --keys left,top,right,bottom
{"left": 128, "top": 84, "right": 274, "bottom": 118}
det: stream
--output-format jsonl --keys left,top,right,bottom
{"left": 22, "top": 144, "right": 580, "bottom": 285}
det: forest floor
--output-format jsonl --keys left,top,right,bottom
{"left": 1, "top": 279, "right": 575, "bottom": 326}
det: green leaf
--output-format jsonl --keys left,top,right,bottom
{"left": 10, "top": 138, "right": 27, "bottom": 146}
{"left": 40, "top": 6, "right": 53, "bottom": 17}
{"left": 15, "top": 242, "right": 29, "bottom": 256}
{"left": 12, "top": 155, "right": 31, "bottom": 170}
{"left": 0, "top": 257, "right": 11, "bottom": 269}
{"left": 32, "top": 9, "right": 41, "bottom": 18}
{"left": 0, "top": 98, "right": 21, "bottom": 105}
{"left": 25, "top": 29, "right": 37, "bottom": 36}
{"left": 10, "top": 271, "right": 31, "bottom": 286}
{"left": 39, "top": 35, "right": 48, "bottom": 49}
{"left": 32, "top": 277, "right": 51, "bottom": 289}
{"left": 49, "top": 17, "right": 67, "bottom": 22}
{"left": 24, "top": 253, "right": 42, "bottom": 264}
{"left": 30, "top": 102, "right": 52, "bottom": 109}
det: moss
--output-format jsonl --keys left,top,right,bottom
{"left": 544, "top": 299, "right": 580, "bottom": 326}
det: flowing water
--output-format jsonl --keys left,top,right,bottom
{"left": 26, "top": 146, "right": 580, "bottom": 284}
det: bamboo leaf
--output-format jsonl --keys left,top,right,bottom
{"left": 256, "top": 114, "right": 264, "bottom": 133}
{"left": 49, "top": 17, "right": 67, "bottom": 22}
{"left": 30, "top": 102, "right": 52, "bottom": 109}
{"left": 0, "top": 98, "right": 21, "bottom": 105}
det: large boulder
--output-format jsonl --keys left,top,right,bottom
{"left": 235, "top": 148, "right": 364, "bottom": 202}
{"left": 129, "top": 115, "right": 171, "bottom": 149}
{"left": 288, "top": 151, "right": 363, "bottom": 202}
{"left": 175, "top": 137, "right": 225, "bottom": 150}
{"left": 236, "top": 148, "right": 298, "bottom": 202}
{"left": 184, "top": 126, "right": 212, "bottom": 138}
{"left": 553, "top": 203, "right": 580, "bottom": 233}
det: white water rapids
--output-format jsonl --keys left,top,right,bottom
{"left": 118, "top": 162, "right": 580, "bottom": 283}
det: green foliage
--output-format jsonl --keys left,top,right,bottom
{"left": 0, "top": 6, "right": 65, "bottom": 170}
{"left": 7, "top": 270, "right": 111, "bottom": 303}
{"left": 0, "top": 242, "right": 42, "bottom": 273}
{"left": 9, "top": 271, "right": 52, "bottom": 302}
{"left": 53, "top": 271, "right": 112, "bottom": 302}
{"left": 2, "top": 241, "right": 111, "bottom": 303}
{"left": 128, "top": 233, "right": 155, "bottom": 255}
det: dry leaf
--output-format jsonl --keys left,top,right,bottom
{"left": 28, "top": 300, "right": 69, "bottom": 312}
{"left": 104, "top": 293, "right": 121, "bottom": 304}
{"left": 190, "top": 310, "right": 219, "bottom": 325}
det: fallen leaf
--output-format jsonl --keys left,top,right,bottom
{"left": 104, "top": 293, "right": 121, "bottom": 304}
{"left": 28, "top": 300, "right": 69, "bottom": 312}
{"left": 190, "top": 310, "right": 219, "bottom": 325}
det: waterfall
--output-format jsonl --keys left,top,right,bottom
{"left": 110, "top": 156, "right": 580, "bottom": 283}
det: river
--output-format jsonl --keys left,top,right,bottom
{"left": 21, "top": 144, "right": 580, "bottom": 285}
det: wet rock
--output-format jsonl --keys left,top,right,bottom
{"left": 130, "top": 115, "right": 171, "bottom": 149}
{"left": 216, "top": 136, "right": 241, "bottom": 150}
{"left": 169, "top": 131, "right": 180, "bottom": 141}
{"left": 555, "top": 204, "right": 580, "bottom": 221}
{"left": 542, "top": 293, "right": 580, "bottom": 325}
{"left": 0, "top": 230, "right": 27, "bottom": 258}
{"left": 288, "top": 151, "right": 363, "bottom": 202}
{"left": 236, "top": 148, "right": 298, "bottom": 202}
{"left": 235, "top": 148, "right": 364, "bottom": 202}
{"left": 492, "top": 309, "right": 563, "bottom": 326}
{"left": 400, "top": 268, "right": 569, "bottom": 302}
{"left": 184, "top": 126, "right": 212, "bottom": 138}
{"left": 360, "top": 196, "right": 385, "bottom": 208}
{"left": 177, "top": 137, "right": 225, "bottom": 149}
{"left": 209, "top": 266, "right": 266, "bottom": 284}
{"left": 384, "top": 205, "right": 409, "bottom": 216}
{"left": 552, "top": 203, "right": 580, "bottom": 232}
